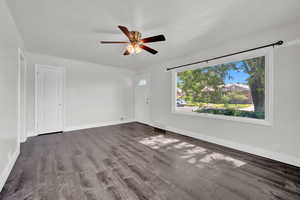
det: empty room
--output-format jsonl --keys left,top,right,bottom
{"left": 1, "top": 0, "right": 300, "bottom": 199}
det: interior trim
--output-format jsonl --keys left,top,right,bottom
{"left": 18, "top": 48, "right": 27, "bottom": 144}
{"left": 64, "top": 119, "right": 135, "bottom": 132}
{"left": 0, "top": 146, "right": 20, "bottom": 193}
{"left": 146, "top": 121, "right": 300, "bottom": 168}
{"left": 171, "top": 47, "right": 274, "bottom": 126}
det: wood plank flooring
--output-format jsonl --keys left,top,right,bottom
{"left": 1, "top": 122, "right": 300, "bottom": 200}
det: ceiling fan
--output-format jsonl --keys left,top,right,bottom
{"left": 100, "top": 25, "right": 166, "bottom": 55}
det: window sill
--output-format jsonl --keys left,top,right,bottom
{"left": 172, "top": 110, "right": 272, "bottom": 126}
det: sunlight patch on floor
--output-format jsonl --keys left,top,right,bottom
{"left": 181, "top": 146, "right": 207, "bottom": 159}
{"left": 173, "top": 142, "right": 195, "bottom": 149}
{"left": 139, "top": 135, "right": 246, "bottom": 168}
{"left": 200, "top": 152, "right": 245, "bottom": 167}
{"left": 139, "top": 135, "right": 180, "bottom": 149}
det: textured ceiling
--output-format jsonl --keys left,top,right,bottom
{"left": 6, "top": 0, "right": 300, "bottom": 69}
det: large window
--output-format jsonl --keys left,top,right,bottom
{"left": 173, "top": 50, "right": 273, "bottom": 125}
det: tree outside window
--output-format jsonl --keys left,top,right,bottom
{"left": 176, "top": 56, "right": 265, "bottom": 119}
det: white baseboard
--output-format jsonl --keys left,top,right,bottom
{"left": 145, "top": 121, "right": 300, "bottom": 168}
{"left": 21, "top": 136, "right": 27, "bottom": 143}
{"left": 64, "top": 119, "right": 135, "bottom": 132}
{"left": 27, "top": 131, "right": 36, "bottom": 137}
{"left": 0, "top": 145, "right": 20, "bottom": 193}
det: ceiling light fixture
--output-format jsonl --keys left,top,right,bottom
{"left": 126, "top": 43, "right": 143, "bottom": 55}
{"left": 127, "top": 44, "right": 135, "bottom": 54}
{"left": 100, "top": 25, "right": 166, "bottom": 55}
{"left": 134, "top": 44, "right": 142, "bottom": 54}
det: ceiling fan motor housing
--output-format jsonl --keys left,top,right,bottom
{"left": 130, "top": 31, "right": 142, "bottom": 43}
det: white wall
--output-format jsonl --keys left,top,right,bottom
{"left": 0, "top": 0, "right": 24, "bottom": 191}
{"left": 26, "top": 52, "right": 135, "bottom": 135}
{"left": 139, "top": 22, "right": 300, "bottom": 167}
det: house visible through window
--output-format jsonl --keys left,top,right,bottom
{"left": 175, "top": 56, "right": 267, "bottom": 120}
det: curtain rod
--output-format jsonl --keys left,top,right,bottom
{"left": 166, "top": 40, "right": 284, "bottom": 71}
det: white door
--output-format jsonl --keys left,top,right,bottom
{"left": 35, "top": 65, "right": 64, "bottom": 134}
{"left": 135, "top": 73, "right": 151, "bottom": 124}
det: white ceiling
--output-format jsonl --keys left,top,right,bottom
{"left": 6, "top": 0, "right": 300, "bottom": 69}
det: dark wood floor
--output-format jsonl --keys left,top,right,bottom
{"left": 1, "top": 122, "right": 300, "bottom": 200}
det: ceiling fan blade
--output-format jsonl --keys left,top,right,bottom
{"left": 100, "top": 41, "right": 128, "bottom": 44}
{"left": 118, "top": 25, "right": 132, "bottom": 40}
{"left": 123, "top": 49, "right": 130, "bottom": 56}
{"left": 140, "top": 45, "right": 158, "bottom": 54}
{"left": 141, "top": 34, "right": 166, "bottom": 43}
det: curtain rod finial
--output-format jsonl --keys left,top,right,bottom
{"left": 276, "top": 40, "right": 284, "bottom": 45}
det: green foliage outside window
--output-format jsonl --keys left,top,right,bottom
{"left": 177, "top": 56, "right": 265, "bottom": 119}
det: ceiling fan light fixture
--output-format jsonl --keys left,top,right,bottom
{"left": 134, "top": 45, "right": 142, "bottom": 54}
{"left": 101, "top": 25, "right": 166, "bottom": 55}
{"left": 127, "top": 44, "right": 135, "bottom": 54}
{"left": 127, "top": 44, "right": 142, "bottom": 54}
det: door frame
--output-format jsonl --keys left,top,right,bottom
{"left": 18, "top": 48, "right": 27, "bottom": 143}
{"left": 34, "top": 64, "right": 66, "bottom": 135}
